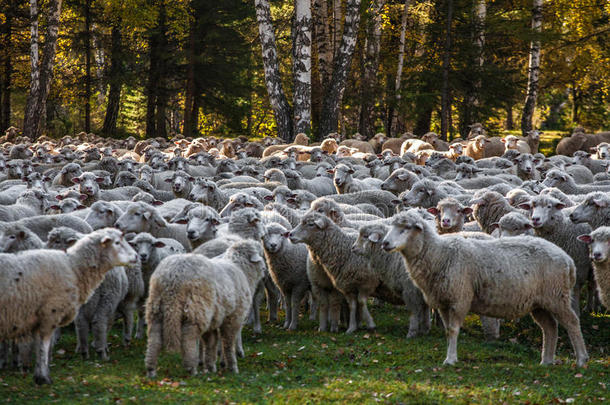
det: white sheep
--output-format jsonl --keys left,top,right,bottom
{"left": 381, "top": 210, "right": 588, "bottom": 367}
{"left": 0, "top": 228, "right": 138, "bottom": 384}
{"left": 330, "top": 164, "right": 382, "bottom": 194}
{"left": 577, "top": 227, "right": 610, "bottom": 310}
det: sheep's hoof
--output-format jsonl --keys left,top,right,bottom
{"left": 442, "top": 358, "right": 457, "bottom": 366}
{"left": 253, "top": 327, "right": 262, "bottom": 335}
{"left": 146, "top": 369, "right": 157, "bottom": 379}
{"left": 288, "top": 324, "right": 298, "bottom": 331}
{"left": 539, "top": 359, "right": 554, "bottom": 366}
{"left": 576, "top": 357, "right": 589, "bottom": 368}
{"left": 237, "top": 349, "right": 245, "bottom": 358}
{"left": 345, "top": 327, "right": 357, "bottom": 334}
{"left": 283, "top": 322, "right": 290, "bottom": 329}
{"left": 33, "top": 374, "right": 52, "bottom": 385}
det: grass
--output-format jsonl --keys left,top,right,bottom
{"left": 0, "top": 304, "right": 608, "bottom": 404}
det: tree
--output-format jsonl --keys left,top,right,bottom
{"left": 292, "top": 0, "right": 312, "bottom": 136}
{"left": 101, "top": 25, "right": 122, "bottom": 136}
{"left": 521, "top": 0, "right": 543, "bottom": 135}
{"left": 439, "top": 0, "right": 454, "bottom": 141}
{"left": 23, "top": 0, "right": 63, "bottom": 140}
{"left": 388, "top": 0, "right": 411, "bottom": 137}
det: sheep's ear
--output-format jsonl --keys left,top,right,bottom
{"left": 577, "top": 234, "right": 592, "bottom": 244}
{"left": 282, "top": 231, "right": 290, "bottom": 238}
{"left": 490, "top": 222, "right": 499, "bottom": 231}
{"left": 427, "top": 207, "right": 439, "bottom": 216}
{"left": 71, "top": 177, "right": 81, "bottom": 184}
{"left": 17, "top": 230, "right": 26, "bottom": 239}
{"left": 100, "top": 235, "right": 114, "bottom": 246}
{"left": 66, "top": 238, "right": 78, "bottom": 247}
{"left": 210, "top": 218, "right": 220, "bottom": 226}
{"left": 501, "top": 138, "right": 507, "bottom": 143}
{"left": 413, "top": 222, "right": 424, "bottom": 231}
{"left": 326, "top": 169, "right": 335, "bottom": 174}
{"left": 314, "top": 217, "right": 326, "bottom": 229}
{"left": 164, "top": 178, "right": 173, "bottom": 183}
{"left": 153, "top": 241, "right": 166, "bottom": 248}
{"left": 461, "top": 207, "right": 473, "bottom": 216}
{"left": 77, "top": 204, "right": 86, "bottom": 210}
{"left": 152, "top": 200, "right": 164, "bottom": 206}
{"left": 79, "top": 194, "right": 88, "bottom": 201}
{"left": 249, "top": 253, "right": 264, "bottom": 263}
{"left": 518, "top": 202, "right": 532, "bottom": 210}
{"left": 173, "top": 217, "right": 188, "bottom": 224}
{"left": 559, "top": 174, "right": 568, "bottom": 181}
{"left": 593, "top": 199, "right": 607, "bottom": 208}
{"left": 264, "top": 195, "right": 274, "bottom": 201}
{"left": 49, "top": 205, "right": 60, "bottom": 210}
{"left": 391, "top": 199, "right": 401, "bottom": 205}
{"left": 555, "top": 202, "right": 566, "bottom": 210}
{"left": 590, "top": 147, "right": 597, "bottom": 152}
{"left": 368, "top": 233, "right": 381, "bottom": 243}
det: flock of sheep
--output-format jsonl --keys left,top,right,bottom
{"left": 0, "top": 124, "right": 608, "bottom": 385}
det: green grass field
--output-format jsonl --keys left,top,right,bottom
{"left": 0, "top": 304, "right": 607, "bottom": 404}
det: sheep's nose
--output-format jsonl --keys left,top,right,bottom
{"left": 569, "top": 213, "right": 576, "bottom": 222}
{"left": 269, "top": 243, "right": 277, "bottom": 250}
{"left": 592, "top": 252, "right": 602, "bottom": 261}
{"left": 531, "top": 217, "right": 541, "bottom": 226}
{"left": 140, "top": 254, "right": 148, "bottom": 261}
{"left": 187, "top": 230, "right": 197, "bottom": 239}
{"left": 442, "top": 218, "right": 451, "bottom": 226}
{"left": 381, "top": 241, "right": 390, "bottom": 251}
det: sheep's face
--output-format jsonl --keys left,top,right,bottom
{"left": 315, "top": 165, "right": 332, "bottom": 178}
{"left": 381, "top": 170, "right": 414, "bottom": 193}
{"left": 47, "top": 229, "right": 81, "bottom": 251}
{"left": 48, "top": 198, "right": 85, "bottom": 214}
{"left": 382, "top": 211, "right": 425, "bottom": 255}
{"left": 352, "top": 226, "right": 386, "bottom": 256}
{"left": 262, "top": 226, "right": 288, "bottom": 254}
{"left": 429, "top": 201, "right": 471, "bottom": 230}
{"left": 73, "top": 173, "right": 103, "bottom": 197}
{"left": 26, "top": 172, "right": 46, "bottom": 190}
{"left": 520, "top": 196, "right": 565, "bottom": 229}
{"left": 85, "top": 202, "right": 120, "bottom": 230}
{"left": 309, "top": 199, "right": 342, "bottom": 224}
{"left": 168, "top": 157, "right": 188, "bottom": 172}
{"left": 216, "top": 160, "right": 238, "bottom": 173}
{"left": 115, "top": 204, "right": 164, "bottom": 233}
{"left": 310, "top": 149, "right": 324, "bottom": 162}
{"left": 596, "top": 143, "right": 610, "bottom": 160}
{"left": 97, "top": 229, "right": 139, "bottom": 267}
{"left": 503, "top": 136, "right": 519, "bottom": 150}
{"left": 188, "top": 178, "right": 212, "bottom": 203}
{"left": 220, "top": 193, "right": 256, "bottom": 218}
{"left": 289, "top": 213, "right": 328, "bottom": 244}
{"left": 115, "top": 172, "right": 137, "bottom": 188}
{"left": 455, "top": 164, "right": 480, "bottom": 181}
{"left": 272, "top": 188, "right": 296, "bottom": 206}
{"left": 0, "top": 228, "right": 29, "bottom": 253}
{"left": 118, "top": 159, "right": 136, "bottom": 173}
{"left": 167, "top": 172, "right": 193, "bottom": 195}
{"left": 333, "top": 165, "right": 354, "bottom": 188}
{"left": 6, "top": 160, "right": 23, "bottom": 179}
{"left": 402, "top": 181, "right": 434, "bottom": 208}
{"left": 569, "top": 194, "right": 607, "bottom": 224}
{"left": 449, "top": 144, "right": 463, "bottom": 156}
{"left": 130, "top": 236, "right": 165, "bottom": 264}
{"left": 184, "top": 208, "right": 220, "bottom": 243}
{"left": 578, "top": 230, "right": 610, "bottom": 262}
{"left": 280, "top": 158, "right": 297, "bottom": 171}
{"left": 542, "top": 170, "right": 569, "bottom": 188}
{"left": 229, "top": 208, "right": 264, "bottom": 238}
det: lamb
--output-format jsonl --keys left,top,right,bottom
{"left": 114, "top": 201, "right": 192, "bottom": 251}
{"left": 518, "top": 195, "right": 593, "bottom": 313}
{"left": 381, "top": 209, "right": 588, "bottom": 367}
{"left": 262, "top": 223, "right": 310, "bottom": 330}
{"left": 542, "top": 169, "right": 610, "bottom": 194}
{"left": 145, "top": 240, "right": 265, "bottom": 377}
{"left": 492, "top": 212, "right": 534, "bottom": 237}
{"left": 289, "top": 212, "right": 380, "bottom": 333}
{"left": 569, "top": 192, "right": 610, "bottom": 229}
{"left": 0, "top": 228, "right": 138, "bottom": 384}
{"left": 331, "top": 164, "right": 382, "bottom": 194}
{"left": 427, "top": 198, "right": 479, "bottom": 234}
{"left": 0, "top": 225, "right": 45, "bottom": 252}
{"left": 46, "top": 227, "right": 130, "bottom": 359}
{"left": 502, "top": 135, "right": 531, "bottom": 154}
{"left": 577, "top": 227, "right": 610, "bottom": 309}
{"left": 283, "top": 169, "right": 335, "bottom": 196}
{"left": 351, "top": 223, "right": 430, "bottom": 337}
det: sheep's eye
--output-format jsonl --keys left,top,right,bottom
{"left": 9, "top": 235, "right": 15, "bottom": 240}
{"left": 134, "top": 212, "right": 141, "bottom": 216}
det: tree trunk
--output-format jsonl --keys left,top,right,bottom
{"left": 254, "top": 0, "right": 293, "bottom": 142}
{"left": 146, "top": 4, "right": 167, "bottom": 139}
{"left": 358, "top": 0, "right": 385, "bottom": 139}
{"left": 571, "top": 85, "right": 580, "bottom": 124}
{"left": 388, "top": 0, "right": 411, "bottom": 137}
{"left": 102, "top": 25, "right": 122, "bottom": 136}
{"left": 92, "top": 25, "right": 105, "bottom": 101}
{"left": 506, "top": 104, "right": 513, "bottom": 129}
{"left": 440, "top": 0, "right": 454, "bottom": 141}
{"left": 1, "top": 2, "right": 13, "bottom": 130}
{"left": 84, "top": 0, "right": 91, "bottom": 133}
{"left": 292, "top": 0, "right": 312, "bottom": 135}
{"left": 332, "top": 0, "right": 342, "bottom": 58}
{"left": 183, "top": 13, "right": 196, "bottom": 137}
{"left": 461, "top": 0, "right": 485, "bottom": 134}
{"left": 23, "top": 0, "right": 63, "bottom": 140}
{"left": 521, "top": 0, "right": 543, "bottom": 135}
{"left": 317, "top": 0, "right": 362, "bottom": 138}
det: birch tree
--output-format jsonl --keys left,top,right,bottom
{"left": 254, "top": 0, "right": 293, "bottom": 142}
{"left": 521, "top": 0, "right": 543, "bottom": 135}
{"left": 317, "top": 0, "right": 361, "bottom": 138}
{"left": 23, "top": 0, "right": 62, "bottom": 140}
{"left": 292, "top": 0, "right": 312, "bottom": 135}
{"left": 440, "top": 0, "right": 454, "bottom": 141}
{"left": 388, "top": 0, "right": 410, "bottom": 136}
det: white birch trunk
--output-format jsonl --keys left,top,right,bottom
{"left": 521, "top": 0, "right": 543, "bottom": 135}
{"left": 293, "top": 0, "right": 312, "bottom": 135}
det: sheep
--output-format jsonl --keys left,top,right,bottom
{"left": 219, "top": 192, "right": 264, "bottom": 218}
{"left": 289, "top": 212, "right": 381, "bottom": 334}
{"left": 263, "top": 168, "right": 287, "bottom": 185}
{"left": 284, "top": 169, "right": 336, "bottom": 196}
{"left": 577, "top": 227, "right": 610, "bottom": 310}
{"left": 380, "top": 169, "right": 419, "bottom": 195}
{"left": 145, "top": 240, "right": 266, "bottom": 377}
{"left": 262, "top": 223, "right": 310, "bottom": 330}
{"left": 471, "top": 191, "right": 522, "bottom": 234}
{"left": 47, "top": 197, "right": 86, "bottom": 214}
{"left": 556, "top": 133, "right": 588, "bottom": 156}
{"left": 331, "top": 164, "right": 382, "bottom": 194}
{"left": 491, "top": 212, "right": 534, "bottom": 237}
{"left": 512, "top": 153, "right": 541, "bottom": 180}
{"left": 327, "top": 190, "right": 397, "bottom": 217}
{"left": 569, "top": 192, "right": 610, "bottom": 229}
{"left": 0, "top": 214, "right": 93, "bottom": 242}
{"left": 133, "top": 179, "right": 175, "bottom": 202}
{"left": 0, "top": 189, "right": 49, "bottom": 221}
{"left": 427, "top": 198, "right": 479, "bottom": 234}
{"left": 351, "top": 223, "right": 430, "bottom": 337}
{"left": 400, "top": 139, "right": 434, "bottom": 155}
{"left": 542, "top": 169, "right": 610, "bottom": 194}
{"left": 593, "top": 142, "right": 610, "bottom": 160}
{"left": 72, "top": 172, "right": 141, "bottom": 206}
{"left": 188, "top": 178, "right": 230, "bottom": 211}
{"left": 463, "top": 135, "right": 488, "bottom": 160}
{"left": 171, "top": 204, "right": 222, "bottom": 249}
{"left": 518, "top": 195, "right": 593, "bottom": 313}
{"left": 398, "top": 179, "right": 470, "bottom": 210}
{"left": 0, "top": 225, "right": 45, "bottom": 253}
{"left": 115, "top": 202, "right": 191, "bottom": 251}
{"left": 381, "top": 209, "right": 588, "bottom": 367}
{"left": 264, "top": 202, "right": 302, "bottom": 228}
{"left": 0, "top": 228, "right": 138, "bottom": 384}
{"left": 51, "top": 162, "right": 83, "bottom": 188}
{"left": 502, "top": 135, "right": 531, "bottom": 154}
{"left": 114, "top": 170, "right": 138, "bottom": 187}
{"left": 164, "top": 170, "right": 195, "bottom": 199}
{"left": 572, "top": 151, "right": 607, "bottom": 174}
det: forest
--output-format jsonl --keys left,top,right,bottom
{"left": 0, "top": 0, "right": 608, "bottom": 142}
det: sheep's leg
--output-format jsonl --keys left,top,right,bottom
{"left": 74, "top": 314, "right": 90, "bottom": 359}
{"left": 18, "top": 340, "right": 34, "bottom": 370}
{"left": 407, "top": 307, "right": 430, "bottom": 338}
{"left": 121, "top": 301, "right": 137, "bottom": 346}
{"left": 0, "top": 341, "right": 8, "bottom": 369}
{"left": 328, "top": 290, "right": 343, "bottom": 333}
{"left": 220, "top": 320, "right": 240, "bottom": 373}
{"left": 438, "top": 308, "right": 462, "bottom": 366}
{"left": 553, "top": 307, "right": 589, "bottom": 367}
{"left": 313, "top": 287, "right": 329, "bottom": 332}
{"left": 181, "top": 322, "right": 199, "bottom": 376}
{"left": 530, "top": 309, "right": 558, "bottom": 365}
{"left": 308, "top": 291, "right": 318, "bottom": 321}
{"left": 33, "top": 334, "right": 52, "bottom": 385}
{"left": 586, "top": 273, "right": 599, "bottom": 313}
{"left": 203, "top": 331, "right": 218, "bottom": 373}
{"left": 357, "top": 293, "right": 376, "bottom": 330}
{"left": 91, "top": 317, "right": 110, "bottom": 361}
{"left": 481, "top": 316, "right": 501, "bottom": 341}
{"left": 251, "top": 281, "right": 264, "bottom": 334}
{"left": 135, "top": 307, "right": 146, "bottom": 340}
{"left": 236, "top": 327, "right": 245, "bottom": 358}
{"left": 289, "top": 287, "right": 308, "bottom": 331}
{"left": 345, "top": 295, "right": 359, "bottom": 334}
{"left": 571, "top": 284, "right": 581, "bottom": 315}
{"left": 145, "top": 319, "right": 163, "bottom": 378}
{"left": 283, "top": 291, "right": 292, "bottom": 329}
{"left": 263, "top": 275, "right": 280, "bottom": 323}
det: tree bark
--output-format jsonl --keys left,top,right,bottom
{"left": 183, "top": 12, "right": 196, "bottom": 137}
{"left": 358, "top": 0, "right": 385, "bottom": 139}
{"left": 521, "top": 0, "right": 543, "bottom": 135}
{"left": 332, "top": 0, "right": 342, "bottom": 58}
{"left": 84, "top": 0, "right": 91, "bottom": 133}
{"left": 317, "top": 0, "right": 362, "bottom": 138}
{"left": 23, "top": 0, "right": 63, "bottom": 140}
{"left": 462, "top": 0, "right": 485, "bottom": 135}
{"left": 146, "top": 4, "right": 168, "bottom": 139}
{"left": 312, "top": 0, "right": 331, "bottom": 85}
{"left": 388, "top": 0, "right": 411, "bottom": 137}
{"left": 254, "top": 0, "right": 293, "bottom": 142}
{"left": 571, "top": 85, "right": 580, "bottom": 124}
{"left": 440, "top": 0, "right": 454, "bottom": 141}
{"left": 1, "top": 1, "right": 13, "bottom": 130}
{"left": 505, "top": 104, "right": 513, "bottom": 129}
{"left": 102, "top": 25, "right": 122, "bottom": 136}
{"left": 292, "top": 0, "right": 312, "bottom": 135}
